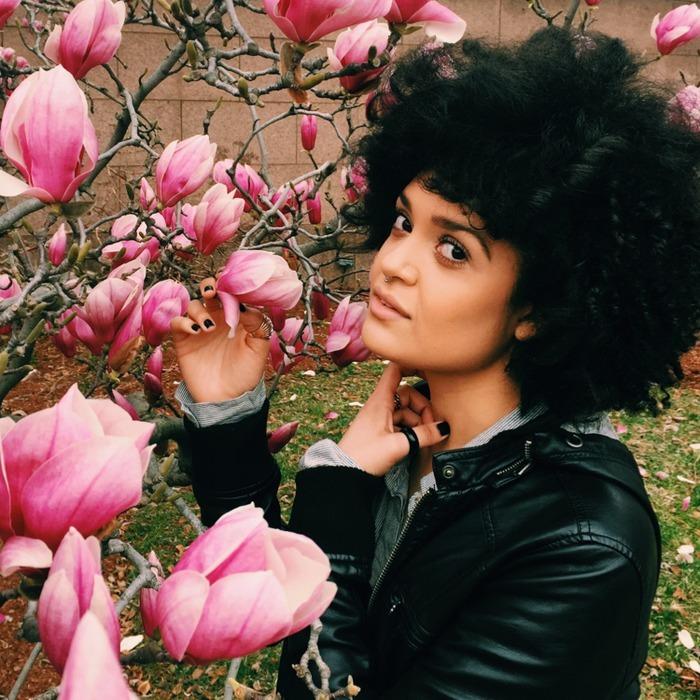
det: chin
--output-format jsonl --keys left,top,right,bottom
{"left": 361, "top": 319, "right": 410, "bottom": 365}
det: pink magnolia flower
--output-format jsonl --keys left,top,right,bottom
{"left": 0, "top": 0, "right": 20, "bottom": 28}
{"left": 212, "top": 160, "right": 268, "bottom": 212}
{"left": 668, "top": 84, "right": 700, "bottom": 133}
{"left": 267, "top": 421, "right": 300, "bottom": 453}
{"left": 155, "top": 135, "right": 217, "bottom": 208}
{"left": 326, "top": 295, "right": 371, "bottom": 367}
{"left": 340, "top": 162, "right": 368, "bottom": 203}
{"left": 216, "top": 250, "right": 303, "bottom": 336}
{"left": 181, "top": 183, "right": 246, "bottom": 255}
{"left": 139, "top": 177, "right": 157, "bottom": 212}
{"left": 144, "top": 346, "right": 163, "bottom": 401}
{"left": 0, "top": 273, "right": 21, "bottom": 335}
{"left": 100, "top": 214, "right": 161, "bottom": 268}
{"left": 327, "top": 20, "right": 391, "bottom": 93}
{"left": 110, "top": 388, "right": 139, "bottom": 421}
{"left": 44, "top": 0, "right": 126, "bottom": 80}
{"left": 151, "top": 503, "right": 336, "bottom": 662}
{"left": 60, "top": 611, "right": 137, "bottom": 700}
{"left": 47, "top": 308, "right": 78, "bottom": 358}
{"left": 307, "top": 191, "right": 322, "bottom": 224}
{"left": 682, "top": 496, "right": 691, "bottom": 511}
{"left": 107, "top": 295, "right": 142, "bottom": 371}
{"left": 0, "top": 47, "right": 15, "bottom": 63}
{"left": 0, "top": 66, "right": 98, "bottom": 203}
{"left": 0, "top": 383, "right": 154, "bottom": 575}
{"left": 74, "top": 261, "right": 145, "bottom": 350}
{"left": 269, "top": 318, "right": 312, "bottom": 374}
{"left": 48, "top": 223, "right": 69, "bottom": 266}
{"left": 651, "top": 4, "right": 700, "bottom": 55}
{"left": 140, "top": 551, "right": 164, "bottom": 637}
{"left": 585, "top": 0, "right": 601, "bottom": 5}
{"left": 311, "top": 285, "right": 330, "bottom": 321}
{"left": 263, "top": 0, "right": 392, "bottom": 44}
{"left": 142, "top": 279, "right": 190, "bottom": 347}
{"left": 385, "top": 0, "right": 467, "bottom": 43}
{"left": 37, "top": 528, "right": 119, "bottom": 671}
{"left": 300, "top": 114, "right": 317, "bottom": 151}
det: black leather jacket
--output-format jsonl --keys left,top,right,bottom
{"left": 183, "top": 391, "right": 661, "bottom": 700}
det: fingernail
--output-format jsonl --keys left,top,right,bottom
{"left": 203, "top": 319, "right": 214, "bottom": 329}
{"left": 204, "top": 285, "right": 213, "bottom": 292}
{"left": 437, "top": 421, "right": 450, "bottom": 436}
{"left": 191, "top": 323, "right": 201, "bottom": 332}
{"left": 239, "top": 302, "right": 246, "bottom": 312}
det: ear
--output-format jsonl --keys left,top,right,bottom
{"left": 515, "top": 319, "right": 537, "bottom": 341}
{"left": 514, "top": 304, "right": 536, "bottom": 342}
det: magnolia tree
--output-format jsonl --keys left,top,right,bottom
{"left": 0, "top": 0, "right": 697, "bottom": 697}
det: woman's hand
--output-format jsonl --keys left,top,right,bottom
{"left": 170, "top": 276, "right": 270, "bottom": 403}
{"left": 338, "top": 361, "right": 450, "bottom": 476}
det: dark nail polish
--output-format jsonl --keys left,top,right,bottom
{"left": 191, "top": 323, "right": 201, "bottom": 332}
{"left": 437, "top": 421, "right": 450, "bottom": 436}
{"left": 239, "top": 302, "right": 247, "bottom": 312}
{"left": 203, "top": 319, "right": 214, "bottom": 329}
{"left": 204, "top": 285, "right": 213, "bottom": 292}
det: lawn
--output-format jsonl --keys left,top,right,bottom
{"left": 110, "top": 359, "right": 700, "bottom": 698}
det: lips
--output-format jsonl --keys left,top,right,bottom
{"left": 372, "top": 289, "right": 410, "bottom": 318}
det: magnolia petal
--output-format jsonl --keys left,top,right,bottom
{"left": 60, "top": 611, "right": 137, "bottom": 699}
{"left": 174, "top": 504, "right": 268, "bottom": 579}
{"left": 0, "top": 535, "right": 53, "bottom": 577}
{"left": 289, "top": 580, "right": 337, "bottom": 634}
{"left": 157, "top": 570, "right": 210, "bottom": 661}
{"left": 49, "top": 528, "right": 100, "bottom": 612}
{"left": 88, "top": 573, "right": 121, "bottom": 655}
{"left": 22, "top": 436, "right": 143, "bottom": 549}
{"left": 218, "top": 290, "right": 241, "bottom": 338}
{"left": 186, "top": 571, "right": 292, "bottom": 661}
{"left": 326, "top": 331, "right": 351, "bottom": 353}
{"left": 0, "top": 169, "right": 30, "bottom": 197}
{"left": 37, "top": 569, "right": 81, "bottom": 671}
{"left": 408, "top": 1, "right": 466, "bottom": 43}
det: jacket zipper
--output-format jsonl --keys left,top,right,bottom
{"left": 368, "top": 439, "right": 534, "bottom": 613}
{"left": 490, "top": 439, "right": 533, "bottom": 483}
{"left": 368, "top": 488, "right": 436, "bottom": 612}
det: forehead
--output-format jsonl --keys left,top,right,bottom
{"left": 401, "top": 179, "right": 487, "bottom": 230}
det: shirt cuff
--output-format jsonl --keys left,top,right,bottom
{"left": 174, "top": 378, "right": 266, "bottom": 429}
{"left": 298, "top": 438, "right": 364, "bottom": 471}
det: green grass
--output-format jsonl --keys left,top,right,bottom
{"left": 117, "top": 360, "right": 699, "bottom": 698}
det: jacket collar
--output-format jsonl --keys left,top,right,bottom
{"left": 412, "top": 380, "right": 651, "bottom": 510}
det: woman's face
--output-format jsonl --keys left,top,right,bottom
{"left": 362, "top": 178, "right": 534, "bottom": 376}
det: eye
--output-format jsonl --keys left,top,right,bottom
{"left": 436, "top": 235, "right": 469, "bottom": 265}
{"left": 391, "top": 211, "right": 412, "bottom": 233}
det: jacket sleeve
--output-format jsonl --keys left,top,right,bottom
{"left": 182, "top": 396, "right": 283, "bottom": 527}
{"left": 276, "top": 466, "right": 385, "bottom": 700}
{"left": 380, "top": 539, "right": 646, "bottom": 700}
{"left": 183, "top": 402, "right": 386, "bottom": 700}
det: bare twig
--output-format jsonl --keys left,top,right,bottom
{"left": 8, "top": 643, "right": 42, "bottom": 700}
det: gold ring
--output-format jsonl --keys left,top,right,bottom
{"left": 247, "top": 314, "right": 273, "bottom": 340}
{"left": 393, "top": 392, "right": 401, "bottom": 411}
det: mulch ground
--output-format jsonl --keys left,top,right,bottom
{"left": 0, "top": 336, "right": 698, "bottom": 698}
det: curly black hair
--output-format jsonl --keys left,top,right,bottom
{"left": 344, "top": 25, "right": 700, "bottom": 425}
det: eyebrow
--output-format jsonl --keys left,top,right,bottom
{"left": 397, "top": 191, "right": 492, "bottom": 261}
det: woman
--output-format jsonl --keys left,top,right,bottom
{"left": 170, "top": 27, "right": 699, "bottom": 699}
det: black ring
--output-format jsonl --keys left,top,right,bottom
{"left": 399, "top": 426, "right": 420, "bottom": 463}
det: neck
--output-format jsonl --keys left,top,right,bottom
{"left": 422, "top": 360, "right": 522, "bottom": 451}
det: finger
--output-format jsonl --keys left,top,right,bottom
{"left": 186, "top": 300, "right": 216, "bottom": 331}
{"left": 420, "top": 403, "right": 436, "bottom": 424}
{"left": 372, "top": 361, "right": 403, "bottom": 404}
{"left": 199, "top": 277, "right": 217, "bottom": 298}
{"left": 393, "top": 408, "right": 421, "bottom": 428}
{"left": 392, "top": 420, "right": 450, "bottom": 455}
{"left": 396, "top": 385, "right": 431, "bottom": 415}
{"left": 238, "top": 305, "right": 273, "bottom": 353}
{"left": 171, "top": 315, "right": 202, "bottom": 336}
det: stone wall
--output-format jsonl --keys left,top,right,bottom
{"left": 1, "top": 1, "right": 695, "bottom": 290}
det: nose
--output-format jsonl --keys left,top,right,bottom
{"left": 375, "top": 234, "right": 419, "bottom": 286}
